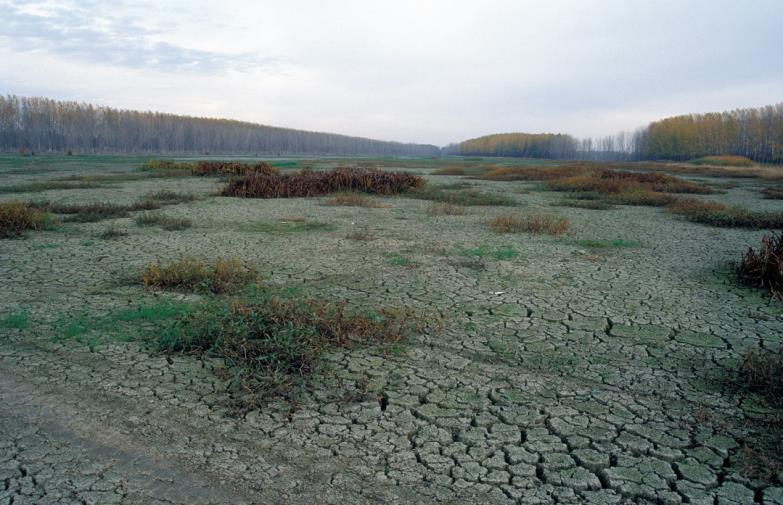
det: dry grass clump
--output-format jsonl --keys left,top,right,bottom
{"left": 428, "top": 202, "right": 467, "bottom": 216}
{"left": 140, "top": 257, "right": 258, "bottom": 294}
{"left": 0, "top": 201, "right": 56, "bottom": 238}
{"left": 477, "top": 164, "right": 590, "bottom": 182}
{"left": 325, "top": 192, "right": 382, "bottom": 207}
{"left": 152, "top": 295, "right": 427, "bottom": 403}
{"left": 192, "top": 161, "right": 276, "bottom": 177}
{"left": 736, "top": 232, "right": 783, "bottom": 300}
{"left": 490, "top": 212, "right": 569, "bottom": 235}
{"left": 739, "top": 348, "right": 783, "bottom": 405}
{"left": 346, "top": 228, "right": 374, "bottom": 241}
{"left": 222, "top": 168, "right": 424, "bottom": 198}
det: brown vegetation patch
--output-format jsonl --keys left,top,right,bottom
{"left": 740, "top": 348, "right": 783, "bottom": 405}
{"left": 428, "top": 202, "right": 466, "bottom": 216}
{"left": 222, "top": 168, "right": 424, "bottom": 198}
{"left": 489, "top": 212, "right": 569, "bottom": 235}
{"left": 0, "top": 201, "right": 55, "bottom": 238}
{"left": 736, "top": 232, "right": 783, "bottom": 299}
{"left": 140, "top": 257, "right": 259, "bottom": 294}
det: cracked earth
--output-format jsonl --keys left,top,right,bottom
{"left": 1, "top": 158, "right": 782, "bottom": 504}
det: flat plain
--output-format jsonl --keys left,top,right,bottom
{"left": 1, "top": 155, "right": 782, "bottom": 505}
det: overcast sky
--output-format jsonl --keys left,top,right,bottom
{"left": 1, "top": 0, "right": 781, "bottom": 146}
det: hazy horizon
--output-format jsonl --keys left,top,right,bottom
{"left": 1, "top": 0, "right": 781, "bottom": 146}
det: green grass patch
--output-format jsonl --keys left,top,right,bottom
{"left": 1, "top": 311, "right": 28, "bottom": 330}
{"left": 387, "top": 254, "right": 412, "bottom": 266}
{"left": 457, "top": 245, "right": 519, "bottom": 260}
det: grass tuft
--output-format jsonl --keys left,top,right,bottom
{"left": 427, "top": 202, "right": 466, "bottom": 216}
{"left": 140, "top": 257, "right": 259, "bottom": 294}
{"left": 489, "top": 212, "right": 569, "bottom": 235}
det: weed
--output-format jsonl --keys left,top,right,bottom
{"left": 407, "top": 187, "right": 516, "bottom": 206}
{"left": 739, "top": 347, "right": 783, "bottom": 405}
{"left": 325, "top": 192, "right": 382, "bottom": 207}
{"left": 387, "top": 255, "right": 412, "bottom": 266}
{"left": 222, "top": 168, "right": 423, "bottom": 198}
{"left": 98, "top": 227, "right": 129, "bottom": 239}
{"left": 141, "top": 159, "right": 194, "bottom": 171}
{"left": 555, "top": 199, "right": 615, "bottom": 210}
{"left": 140, "top": 257, "right": 259, "bottom": 294}
{"left": 735, "top": 232, "right": 783, "bottom": 299}
{"left": 346, "top": 228, "right": 374, "bottom": 240}
{"left": 0, "top": 201, "right": 56, "bottom": 238}
{"left": 458, "top": 245, "right": 518, "bottom": 260}
{"left": 152, "top": 295, "right": 427, "bottom": 404}
{"left": 427, "top": 202, "right": 466, "bottom": 216}
{"left": 1, "top": 311, "right": 28, "bottom": 329}
{"left": 134, "top": 213, "right": 192, "bottom": 230}
{"left": 761, "top": 187, "right": 783, "bottom": 200}
{"left": 489, "top": 212, "right": 569, "bottom": 235}
{"left": 192, "top": 160, "right": 276, "bottom": 177}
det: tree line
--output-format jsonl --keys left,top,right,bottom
{"left": 0, "top": 95, "right": 439, "bottom": 156}
{"left": 447, "top": 103, "right": 783, "bottom": 164}
{"left": 442, "top": 133, "right": 579, "bottom": 159}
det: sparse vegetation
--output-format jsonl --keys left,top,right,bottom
{"left": 144, "top": 190, "right": 198, "bottom": 204}
{"left": 736, "top": 232, "right": 783, "bottom": 299}
{"left": 575, "top": 239, "right": 641, "bottom": 249}
{"left": 0, "top": 180, "right": 105, "bottom": 194}
{"left": 345, "top": 228, "right": 374, "bottom": 240}
{"left": 555, "top": 199, "right": 615, "bottom": 210}
{"left": 31, "top": 200, "right": 161, "bottom": 222}
{"left": 192, "top": 160, "right": 276, "bottom": 177}
{"left": 98, "top": 227, "right": 129, "bottom": 239}
{"left": 0, "top": 201, "right": 56, "bottom": 238}
{"left": 761, "top": 187, "right": 783, "bottom": 200}
{"left": 325, "top": 192, "right": 382, "bottom": 207}
{"left": 689, "top": 155, "right": 755, "bottom": 167}
{"left": 739, "top": 348, "right": 783, "bottom": 405}
{"left": 667, "top": 199, "right": 783, "bottom": 229}
{"left": 407, "top": 186, "right": 516, "bottom": 206}
{"left": 152, "top": 295, "right": 426, "bottom": 404}
{"left": 457, "top": 245, "right": 518, "bottom": 260}
{"left": 222, "top": 168, "right": 423, "bottom": 198}
{"left": 134, "top": 213, "right": 192, "bottom": 230}
{"left": 140, "top": 257, "right": 259, "bottom": 294}
{"left": 427, "top": 202, "right": 466, "bottom": 215}
{"left": 141, "top": 159, "right": 195, "bottom": 171}
{"left": 489, "top": 212, "right": 569, "bottom": 235}
{"left": 238, "top": 219, "right": 334, "bottom": 234}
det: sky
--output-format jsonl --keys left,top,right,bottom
{"left": 1, "top": 0, "right": 781, "bottom": 146}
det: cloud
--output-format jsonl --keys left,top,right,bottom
{"left": 0, "top": 0, "right": 278, "bottom": 73}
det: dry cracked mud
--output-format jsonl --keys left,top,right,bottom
{"left": 2, "top": 157, "right": 782, "bottom": 504}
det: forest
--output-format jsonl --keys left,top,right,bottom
{"left": 0, "top": 95, "right": 440, "bottom": 156}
